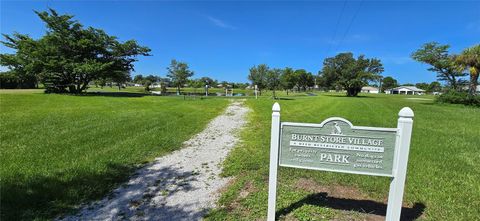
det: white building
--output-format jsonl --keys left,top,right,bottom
{"left": 462, "top": 85, "right": 480, "bottom": 94}
{"left": 385, "top": 86, "right": 425, "bottom": 95}
{"left": 361, "top": 86, "right": 380, "bottom": 94}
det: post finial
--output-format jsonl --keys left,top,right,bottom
{"left": 272, "top": 102, "right": 280, "bottom": 112}
{"left": 398, "top": 107, "right": 414, "bottom": 118}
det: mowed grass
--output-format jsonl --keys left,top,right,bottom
{"left": 0, "top": 91, "right": 228, "bottom": 220}
{"left": 206, "top": 93, "right": 480, "bottom": 221}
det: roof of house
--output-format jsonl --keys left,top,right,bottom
{"left": 361, "top": 86, "right": 379, "bottom": 90}
{"left": 389, "top": 86, "right": 425, "bottom": 92}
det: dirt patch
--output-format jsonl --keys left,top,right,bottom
{"left": 290, "top": 178, "right": 425, "bottom": 221}
{"left": 295, "top": 178, "right": 367, "bottom": 200}
{"left": 239, "top": 181, "right": 257, "bottom": 199}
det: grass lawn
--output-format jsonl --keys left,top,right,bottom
{"left": 0, "top": 90, "right": 229, "bottom": 220}
{"left": 206, "top": 93, "right": 480, "bottom": 221}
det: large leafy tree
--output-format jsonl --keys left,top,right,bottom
{"left": 0, "top": 9, "right": 150, "bottom": 93}
{"left": 166, "top": 59, "right": 194, "bottom": 95}
{"left": 411, "top": 42, "right": 466, "bottom": 90}
{"left": 456, "top": 44, "right": 480, "bottom": 96}
{"left": 320, "top": 52, "right": 384, "bottom": 97}
{"left": 248, "top": 64, "right": 269, "bottom": 95}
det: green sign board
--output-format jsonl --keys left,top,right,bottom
{"left": 279, "top": 118, "right": 397, "bottom": 177}
{"left": 267, "top": 103, "right": 414, "bottom": 221}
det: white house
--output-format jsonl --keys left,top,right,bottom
{"left": 361, "top": 86, "right": 379, "bottom": 94}
{"left": 385, "top": 86, "right": 425, "bottom": 95}
{"left": 462, "top": 85, "right": 480, "bottom": 94}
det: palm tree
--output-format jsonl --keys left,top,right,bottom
{"left": 456, "top": 44, "right": 480, "bottom": 96}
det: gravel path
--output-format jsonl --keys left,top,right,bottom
{"left": 60, "top": 100, "right": 249, "bottom": 221}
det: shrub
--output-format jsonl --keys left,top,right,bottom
{"left": 436, "top": 90, "right": 480, "bottom": 107}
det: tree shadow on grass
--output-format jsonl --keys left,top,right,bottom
{"left": 277, "top": 192, "right": 425, "bottom": 221}
{"left": 0, "top": 163, "right": 135, "bottom": 221}
{"left": 1, "top": 162, "right": 203, "bottom": 221}
{"left": 84, "top": 91, "right": 149, "bottom": 97}
{"left": 322, "top": 94, "right": 375, "bottom": 98}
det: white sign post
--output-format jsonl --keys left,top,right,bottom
{"left": 267, "top": 102, "right": 414, "bottom": 221}
{"left": 255, "top": 85, "right": 258, "bottom": 99}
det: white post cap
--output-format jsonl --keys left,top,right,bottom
{"left": 272, "top": 102, "right": 280, "bottom": 112}
{"left": 398, "top": 107, "right": 414, "bottom": 118}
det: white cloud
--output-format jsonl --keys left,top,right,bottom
{"left": 207, "top": 16, "right": 237, "bottom": 30}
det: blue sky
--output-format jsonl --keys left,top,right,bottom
{"left": 1, "top": 1, "right": 479, "bottom": 84}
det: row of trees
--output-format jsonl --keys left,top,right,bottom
{"left": 132, "top": 64, "right": 250, "bottom": 93}
{"left": 0, "top": 9, "right": 150, "bottom": 93}
{"left": 248, "top": 64, "right": 316, "bottom": 98}
{"left": 249, "top": 53, "right": 384, "bottom": 97}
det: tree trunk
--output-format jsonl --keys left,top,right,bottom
{"left": 346, "top": 87, "right": 359, "bottom": 97}
{"left": 469, "top": 72, "right": 479, "bottom": 96}
{"left": 451, "top": 75, "right": 458, "bottom": 91}
{"left": 68, "top": 85, "right": 76, "bottom": 93}
{"left": 177, "top": 86, "right": 181, "bottom": 95}
{"left": 272, "top": 89, "right": 276, "bottom": 99}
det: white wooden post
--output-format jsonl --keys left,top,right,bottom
{"left": 267, "top": 103, "right": 281, "bottom": 221}
{"left": 386, "top": 107, "right": 414, "bottom": 221}
{"left": 255, "top": 85, "right": 258, "bottom": 99}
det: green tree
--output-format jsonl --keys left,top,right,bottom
{"left": 412, "top": 42, "right": 466, "bottom": 90}
{"left": 381, "top": 76, "right": 398, "bottom": 92}
{"left": 266, "top": 68, "right": 282, "bottom": 99}
{"left": 0, "top": 9, "right": 150, "bottom": 93}
{"left": 143, "top": 80, "right": 152, "bottom": 92}
{"left": 133, "top": 74, "right": 144, "bottom": 84}
{"left": 144, "top": 74, "right": 159, "bottom": 83}
{"left": 415, "top": 82, "right": 430, "bottom": 91}
{"left": 320, "top": 52, "right": 384, "bottom": 96}
{"left": 189, "top": 78, "right": 204, "bottom": 93}
{"left": 294, "top": 69, "right": 315, "bottom": 91}
{"left": 248, "top": 64, "right": 269, "bottom": 95}
{"left": 280, "top": 67, "right": 297, "bottom": 95}
{"left": 0, "top": 33, "right": 40, "bottom": 88}
{"left": 199, "top": 77, "right": 215, "bottom": 87}
{"left": 428, "top": 81, "right": 442, "bottom": 93}
{"left": 166, "top": 59, "right": 194, "bottom": 95}
{"left": 455, "top": 44, "right": 480, "bottom": 96}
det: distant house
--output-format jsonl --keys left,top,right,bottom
{"left": 385, "top": 86, "right": 425, "bottom": 95}
{"left": 361, "top": 86, "right": 379, "bottom": 94}
{"left": 462, "top": 85, "right": 480, "bottom": 93}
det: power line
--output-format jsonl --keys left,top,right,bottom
{"left": 335, "top": 0, "right": 364, "bottom": 53}
{"left": 325, "top": 0, "right": 348, "bottom": 58}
